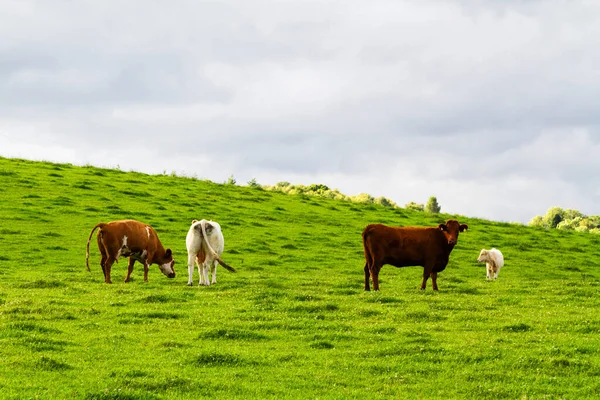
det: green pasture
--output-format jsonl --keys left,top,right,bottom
{"left": 1, "top": 156, "right": 600, "bottom": 399}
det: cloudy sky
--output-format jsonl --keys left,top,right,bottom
{"left": 1, "top": 0, "right": 599, "bottom": 223}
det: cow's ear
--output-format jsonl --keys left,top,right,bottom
{"left": 438, "top": 223, "right": 447, "bottom": 231}
{"left": 460, "top": 224, "right": 469, "bottom": 232}
{"left": 192, "top": 219, "right": 198, "bottom": 224}
{"left": 165, "top": 248, "right": 172, "bottom": 258}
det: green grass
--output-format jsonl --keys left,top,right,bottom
{"left": 1, "top": 156, "right": 600, "bottom": 399}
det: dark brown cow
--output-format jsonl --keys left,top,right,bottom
{"left": 362, "top": 219, "right": 468, "bottom": 291}
{"left": 86, "top": 220, "right": 175, "bottom": 283}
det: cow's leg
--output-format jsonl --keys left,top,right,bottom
{"left": 430, "top": 272, "right": 439, "bottom": 291}
{"left": 100, "top": 254, "right": 108, "bottom": 280}
{"left": 210, "top": 260, "right": 217, "bottom": 285}
{"left": 125, "top": 258, "right": 135, "bottom": 282}
{"left": 371, "top": 264, "right": 381, "bottom": 291}
{"left": 98, "top": 235, "right": 108, "bottom": 280}
{"left": 143, "top": 263, "right": 149, "bottom": 282}
{"left": 420, "top": 268, "right": 431, "bottom": 290}
{"left": 197, "top": 261, "right": 204, "bottom": 286}
{"left": 198, "top": 261, "right": 206, "bottom": 286}
{"left": 104, "top": 258, "right": 115, "bottom": 284}
{"left": 486, "top": 263, "right": 492, "bottom": 280}
{"left": 364, "top": 264, "right": 371, "bottom": 291}
{"left": 187, "top": 253, "right": 195, "bottom": 286}
{"left": 202, "top": 262, "right": 210, "bottom": 286}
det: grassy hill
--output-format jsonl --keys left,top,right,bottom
{"left": 1, "top": 156, "right": 600, "bottom": 399}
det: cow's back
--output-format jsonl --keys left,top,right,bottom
{"left": 102, "top": 220, "right": 156, "bottom": 253}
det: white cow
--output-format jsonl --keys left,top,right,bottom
{"left": 477, "top": 248, "right": 504, "bottom": 280}
{"left": 185, "top": 219, "right": 236, "bottom": 286}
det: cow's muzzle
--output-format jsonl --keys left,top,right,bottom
{"left": 167, "top": 273, "right": 175, "bottom": 279}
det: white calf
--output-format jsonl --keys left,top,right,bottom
{"left": 185, "top": 219, "right": 235, "bottom": 286}
{"left": 477, "top": 248, "right": 504, "bottom": 280}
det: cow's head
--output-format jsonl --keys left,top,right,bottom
{"left": 438, "top": 220, "right": 468, "bottom": 246}
{"left": 477, "top": 249, "right": 488, "bottom": 262}
{"left": 158, "top": 248, "right": 176, "bottom": 278}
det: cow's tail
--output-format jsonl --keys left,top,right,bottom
{"left": 86, "top": 223, "right": 106, "bottom": 271}
{"left": 200, "top": 220, "right": 236, "bottom": 273}
{"left": 362, "top": 226, "right": 374, "bottom": 270}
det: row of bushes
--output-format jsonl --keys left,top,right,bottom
{"left": 239, "top": 177, "right": 442, "bottom": 214}
{"left": 529, "top": 206, "right": 600, "bottom": 234}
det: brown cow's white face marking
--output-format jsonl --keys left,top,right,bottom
{"left": 158, "top": 248, "right": 175, "bottom": 278}
{"left": 159, "top": 261, "right": 175, "bottom": 278}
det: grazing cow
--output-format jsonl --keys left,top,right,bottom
{"left": 477, "top": 248, "right": 504, "bottom": 280}
{"left": 362, "top": 219, "right": 468, "bottom": 291}
{"left": 186, "top": 219, "right": 236, "bottom": 286}
{"left": 86, "top": 220, "right": 175, "bottom": 283}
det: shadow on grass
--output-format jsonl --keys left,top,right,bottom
{"left": 36, "top": 356, "right": 73, "bottom": 371}
{"left": 204, "top": 328, "right": 269, "bottom": 341}
{"left": 19, "top": 279, "right": 66, "bottom": 289}
{"left": 192, "top": 352, "right": 259, "bottom": 367}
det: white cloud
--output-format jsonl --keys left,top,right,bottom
{"left": 1, "top": 0, "right": 600, "bottom": 223}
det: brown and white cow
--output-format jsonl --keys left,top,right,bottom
{"left": 86, "top": 220, "right": 175, "bottom": 283}
{"left": 362, "top": 219, "right": 468, "bottom": 291}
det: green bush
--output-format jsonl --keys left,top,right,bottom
{"left": 425, "top": 196, "right": 441, "bottom": 214}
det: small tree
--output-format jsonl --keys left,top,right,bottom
{"left": 375, "top": 196, "right": 396, "bottom": 208}
{"left": 425, "top": 196, "right": 441, "bottom": 214}
{"left": 226, "top": 174, "right": 236, "bottom": 185}
{"left": 275, "top": 181, "right": 291, "bottom": 189}
{"left": 247, "top": 178, "right": 260, "bottom": 188}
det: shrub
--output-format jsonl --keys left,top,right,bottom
{"left": 405, "top": 202, "right": 424, "bottom": 212}
{"left": 226, "top": 175, "right": 236, "bottom": 185}
{"left": 425, "top": 196, "right": 441, "bottom": 214}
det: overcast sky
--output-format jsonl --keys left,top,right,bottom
{"left": 1, "top": 0, "right": 599, "bottom": 223}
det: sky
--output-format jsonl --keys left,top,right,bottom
{"left": 1, "top": 0, "right": 599, "bottom": 223}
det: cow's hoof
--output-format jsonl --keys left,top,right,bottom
{"left": 187, "top": 283, "right": 193, "bottom": 286}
